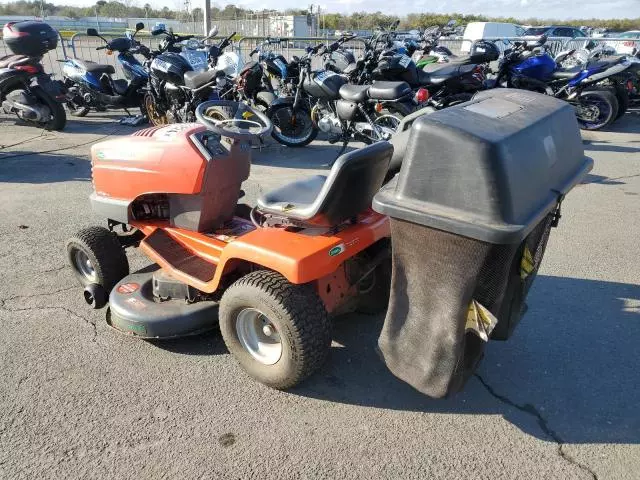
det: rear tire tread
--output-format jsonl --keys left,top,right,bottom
{"left": 66, "top": 226, "right": 129, "bottom": 291}
{"left": 219, "top": 270, "right": 331, "bottom": 389}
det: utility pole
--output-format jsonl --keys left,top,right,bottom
{"left": 203, "top": 0, "right": 211, "bottom": 35}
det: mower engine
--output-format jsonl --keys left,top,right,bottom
{"left": 90, "top": 123, "right": 250, "bottom": 233}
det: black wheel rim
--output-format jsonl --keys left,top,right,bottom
{"left": 577, "top": 94, "right": 611, "bottom": 128}
{"left": 272, "top": 108, "right": 313, "bottom": 143}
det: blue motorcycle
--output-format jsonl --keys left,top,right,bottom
{"left": 60, "top": 22, "right": 150, "bottom": 117}
{"left": 493, "top": 35, "right": 630, "bottom": 130}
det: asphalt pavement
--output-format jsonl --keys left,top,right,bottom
{"left": 0, "top": 107, "right": 639, "bottom": 480}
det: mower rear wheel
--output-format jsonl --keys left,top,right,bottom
{"left": 66, "top": 226, "right": 129, "bottom": 293}
{"left": 219, "top": 270, "right": 331, "bottom": 389}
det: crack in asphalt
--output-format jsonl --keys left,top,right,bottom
{"left": 0, "top": 303, "right": 98, "bottom": 343}
{"left": 475, "top": 374, "right": 597, "bottom": 480}
{"left": 0, "top": 287, "right": 97, "bottom": 342}
{"left": 0, "top": 286, "right": 78, "bottom": 305}
{"left": 38, "top": 265, "right": 69, "bottom": 274}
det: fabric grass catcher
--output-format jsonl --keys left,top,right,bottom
{"left": 373, "top": 89, "right": 593, "bottom": 398}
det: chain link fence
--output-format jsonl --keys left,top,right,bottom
{"left": 1, "top": 34, "right": 637, "bottom": 80}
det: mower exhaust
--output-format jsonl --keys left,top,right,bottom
{"left": 83, "top": 284, "right": 108, "bottom": 309}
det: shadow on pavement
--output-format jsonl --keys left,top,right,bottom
{"left": 583, "top": 141, "right": 640, "bottom": 154}
{"left": 288, "top": 274, "right": 640, "bottom": 445}
{"left": 581, "top": 173, "right": 627, "bottom": 185}
{"left": 0, "top": 151, "right": 91, "bottom": 183}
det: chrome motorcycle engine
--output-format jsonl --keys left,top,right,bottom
{"left": 317, "top": 115, "right": 342, "bottom": 134}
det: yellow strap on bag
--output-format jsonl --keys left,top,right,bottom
{"left": 520, "top": 246, "right": 534, "bottom": 280}
{"left": 466, "top": 300, "right": 498, "bottom": 342}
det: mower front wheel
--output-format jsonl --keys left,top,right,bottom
{"left": 219, "top": 270, "right": 331, "bottom": 389}
{"left": 66, "top": 226, "right": 129, "bottom": 293}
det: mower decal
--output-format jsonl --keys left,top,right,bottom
{"left": 329, "top": 244, "right": 345, "bottom": 257}
{"left": 117, "top": 283, "right": 140, "bottom": 294}
{"left": 125, "top": 297, "right": 147, "bottom": 310}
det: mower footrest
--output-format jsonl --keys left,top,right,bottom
{"left": 143, "top": 229, "right": 215, "bottom": 282}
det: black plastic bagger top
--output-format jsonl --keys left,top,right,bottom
{"left": 373, "top": 89, "right": 592, "bottom": 398}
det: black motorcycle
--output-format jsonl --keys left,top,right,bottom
{"left": 0, "top": 21, "right": 66, "bottom": 130}
{"left": 144, "top": 25, "right": 235, "bottom": 125}
{"left": 267, "top": 43, "right": 414, "bottom": 148}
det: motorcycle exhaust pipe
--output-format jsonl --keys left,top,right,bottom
{"left": 2, "top": 98, "right": 47, "bottom": 122}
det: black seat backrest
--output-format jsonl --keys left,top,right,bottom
{"left": 387, "top": 106, "right": 437, "bottom": 180}
{"left": 316, "top": 142, "right": 393, "bottom": 225}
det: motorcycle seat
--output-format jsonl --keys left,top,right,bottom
{"left": 257, "top": 142, "right": 393, "bottom": 227}
{"left": 421, "top": 63, "right": 474, "bottom": 84}
{"left": 112, "top": 79, "right": 128, "bottom": 95}
{"left": 448, "top": 54, "right": 472, "bottom": 64}
{"left": 74, "top": 59, "right": 115, "bottom": 75}
{"left": 0, "top": 54, "right": 32, "bottom": 68}
{"left": 551, "top": 66, "right": 583, "bottom": 79}
{"left": 368, "top": 81, "right": 412, "bottom": 100}
{"left": 184, "top": 70, "right": 218, "bottom": 90}
{"left": 587, "top": 57, "right": 626, "bottom": 70}
{"left": 339, "top": 84, "right": 370, "bottom": 102}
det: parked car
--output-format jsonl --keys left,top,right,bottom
{"left": 461, "top": 22, "right": 525, "bottom": 52}
{"left": 609, "top": 31, "right": 640, "bottom": 55}
{"left": 523, "top": 26, "right": 587, "bottom": 39}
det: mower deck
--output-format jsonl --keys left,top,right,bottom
{"left": 107, "top": 270, "right": 219, "bottom": 339}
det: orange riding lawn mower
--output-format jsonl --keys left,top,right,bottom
{"left": 67, "top": 91, "right": 592, "bottom": 398}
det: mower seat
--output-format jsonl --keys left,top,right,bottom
{"left": 257, "top": 142, "right": 393, "bottom": 226}
{"left": 74, "top": 59, "right": 115, "bottom": 75}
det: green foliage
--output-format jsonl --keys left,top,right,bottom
{"left": 0, "top": 1, "right": 638, "bottom": 31}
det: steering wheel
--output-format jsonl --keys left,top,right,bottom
{"left": 195, "top": 100, "right": 272, "bottom": 141}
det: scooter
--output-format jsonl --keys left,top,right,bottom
{"left": 66, "top": 99, "right": 393, "bottom": 389}
{"left": 60, "top": 22, "right": 150, "bottom": 117}
{"left": 0, "top": 21, "right": 66, "bottom": 130}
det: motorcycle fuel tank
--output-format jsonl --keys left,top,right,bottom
{"left": 512, "top": 52, "right": 557, "bottom": 81}
{"left": 150, "top": 52, "right": 193, "bottom": 86}
{"left": 302, "top": 70, "right": 347, "bottom": 100}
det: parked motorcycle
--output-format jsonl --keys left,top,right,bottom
{"left": 144, "top": 25, "right": 235, "bottom": 125}
{"left": 267, "top": 43, "right": 414, "bottom": 148}
{"left": 0, "top": 21, "right": 66, "bottom": 130}
{"left": 492, "top": 35, "right": 631, "bottom": 129}
{"left": 248, "top": 37, "right": 300, "bottom": 97}
{"left": 555, "top": 40, "right": 639, "bottom": 117}
{"left": 60, "top": 23, "right": 150, "bottom": 117}
{"left": 411, "top": 26, "right": 456, "bottom": 67}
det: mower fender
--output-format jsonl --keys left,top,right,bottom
{"left": 135, "top": 212, "right": 391, "bottom": 294}
{"left": 211, "top": 213, "right": 390, "bottom": 289}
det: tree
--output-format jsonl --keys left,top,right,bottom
{"left": 59, "top": 6, "right": 79, "bottom": 18}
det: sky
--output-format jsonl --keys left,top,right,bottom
{"left": 17, "top": 0, "right": 640, "bottom": 20}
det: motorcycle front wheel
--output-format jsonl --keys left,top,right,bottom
{"left": 268, "top": 104, "right": 318, "bottom": 147}
{"left": 574, "top": 89, "right": 619, "bottom": 130}
{"left": 144, "top": 93, "right": 168, "bottom": 126}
